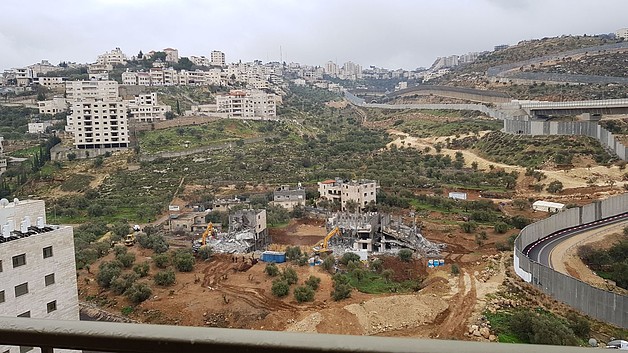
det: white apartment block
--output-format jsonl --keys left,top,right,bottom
{"left": 67, "top": 100, "right": 129, "bottom": 149}
{"left": 190, "top": 56, "right": 211, "bottom": 67}
{"left": 0, "top": 199, "right": 79, "bottom": 353}
{"left": 163, "top": 48, "right": 179, "bottom": 63}
{"left": 37, "top": 97, "right": 68, "bottom": 115}
{"left": 27, "top": 60, "right": 61, "bottom": 77}
{"left": 33, "top": 76, "right": 66, "bottom": 89}
{"left": 318, "top": 178, "right": 377, "bottom": 211}
{"left": 28, "top": 122, "right": 53, "bottom": 134}
{"left": 324, "top": 61, "right": 339, "bottom": 77}
{"left": 97, "top": 47, "right": 127, "bottom": 66}
{"left": 216, "top": 90, "right": 277, "bottom": 118}
{"left": 125, "top": 93, "right": 172, "bottom": 123}
{"left": 616, "top": 28, "right": 628, "bottom": 39}
{"left": 65, "top": 80, "right": 119, "bottom": 102}
{"left": 211, "top": 50, "right": 226, "bottom": 66}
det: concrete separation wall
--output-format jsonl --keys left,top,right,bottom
{"left": 503, "top": 120, "right": 628, "bottom": 161}
{"left": 513, "top": 193, "right": 628, "bottom": 328}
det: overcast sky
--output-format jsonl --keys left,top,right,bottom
{"left": 1, "top": 0, "right": 627, "bottom": 71}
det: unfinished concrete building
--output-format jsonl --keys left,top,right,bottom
{"left": 228, "top": 209, "right": 269, "bottom": 252}
{"left": 326, "top": 212, "right": 444, "bottom": 257}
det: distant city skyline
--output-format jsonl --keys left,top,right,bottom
{"left": 1, "top": 0, "right": 627, "bottom": 71}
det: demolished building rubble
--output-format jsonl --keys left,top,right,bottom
{"left": 200, "top": 209, "right": 269, "bottom": 253}
{"left": 326, "top": 212, "right": 445, "bottom": 257}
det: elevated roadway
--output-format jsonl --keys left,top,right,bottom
{"left": 525, "top": 212, "right": 628, "bottom": 268}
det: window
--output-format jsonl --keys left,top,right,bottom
{"left": 17, "top": 311, "right": 30, "bottom": 318}
{"left": 15, "top": 283, "right": 28, "bottom": 297}
{"left": 43, "top": 246, "right": 53, "bottom": 258}
{"left": 47, "top": 300, "right": 57, "bottom": 313}
{"left": 0, "top": 290, "right": 4, "bottom": 303}
{"left": 12, "top": 254, "right": 26, "bottom": 268}
{"left": 45, "top": 273, "right": 55, "bottom": 286}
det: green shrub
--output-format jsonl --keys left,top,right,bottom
{"left": 111, "top": 272, "right": 139, "bottom": 295}
{"left": 494, "top": 222, "right": 509, "bottom": 234}
{"left": 173, "top": 250, "right": 195, "bottom": 272}
{"left": 305, "top": 275, "right": 321, "bottom": 290}
{"left": 322, "top": 255, "right": 335, "bottom": 274}
{"left": 154, "top": 270, "right": 176, "bottom": 286}
{"left": 153, "top": 253, "right": 170, "bottom": 268}
{"left": 566, "top": 313, "right": 590, "bottom": 338}
{"left": 340, "top": 252, "right": 361, "bottom": 265}
{"left": 546, "top": 181, "right": 564, "bottom": 194}
{"left": 96, "top": 261, "right": 123, "bottom": 288}
{"left": 125, "top": 282, "right": 152, "bottom": 305}
{"left": 285, "top": 246, "right": 302, "bottom": 261}
{"left": 460, "top": 221, "right": 478, "bottom": 233}
{"left": 197, "top": 246, "right": 213, "bottom": 260}
{"left": 370, "top": 258, "right": 383, "bottom": 273}
{"left": 264, "top": 263, "right": 280, "bottom": 276}
{"left": 281, "top": 267, "right": 298, "bottom": 285}
{"left": 398, "top": 249, "right": 413, "bottom": 262}
{"left": 508, "top": 309, "right": 579, "bottom": 345}
{"left": 271, "top": 280, "right": 290, "bottom": 297}
{"left": 331, "top": 282, "right": 352, "bottom": 301}
{"left": 451, "top": 264, "right": 460, "bottom": 276}
{"left": 294, "top": 286, "right": 315, "bottom": 303}
{"left": 113, "top": 245, "right": 128, "bottom": 256}
{"left": 116, "top": 252, "right": 136, "bottom": 268}
{"left": 133, "top": 262, "right": 150, "bottom": 277}
{"left": 297, "top": 255, "right": 308, "bottom": 266}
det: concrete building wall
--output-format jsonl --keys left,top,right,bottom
{"left": 0, "top": 199, "right": 79, "bottom": 353}
{"left": 514, "top": 193, "right": 628, "bottom": 327}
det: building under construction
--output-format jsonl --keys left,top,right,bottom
{"left": 326, "top": 212, "right": 444, "bottom": 257}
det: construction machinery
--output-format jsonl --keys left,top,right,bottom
{"left": 124, "top": 233, "right": 136, "bottom": 246}
{"left": 193, "top": 222, "right": 215, "bottom": 252}
{"left": 313, "top": 227, "right": 340, "bottom": 254}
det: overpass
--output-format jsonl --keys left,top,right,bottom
{"left": 512, "top": 98, "right": 628, "bottom": 117}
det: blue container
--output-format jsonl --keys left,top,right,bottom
{"left": 261, "top": 251, "right": 286, "bottom": 263}
{"left": 427, "top": 259, "right": 434, "bottom": 268}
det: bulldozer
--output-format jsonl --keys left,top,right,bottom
{"left": 124, "top": 233, "right": 136, "bottom": 246}
{"left": 312, "top": 227, "right": 340, "bottom": 255}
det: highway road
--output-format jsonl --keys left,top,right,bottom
{"left": 524, "top": 212, "right": 628, "bottom": 268}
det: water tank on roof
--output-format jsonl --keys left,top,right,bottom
{"left": 13, "top": 198, "right": 19, "bottom": 205}
{"left": 2, "top": 225, "right": 9, "bottom": 238}
{"left": 36, "top": 217, "right": 45, "bottom": 229}
{"left": 0, "top": 198, "right": 9, "bottom": 207}
{"left": 20, "top": 220, "right": 28, "bottom": 233}
{"left": 24, "top": 216, "right": 31, "bottom": 228}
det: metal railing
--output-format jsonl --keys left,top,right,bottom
{"left": 0, "top": 317, "right": 593, "bottom": 353}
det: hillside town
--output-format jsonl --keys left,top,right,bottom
{"left": 1, "top": 5, "right": 628, "bottom": 352}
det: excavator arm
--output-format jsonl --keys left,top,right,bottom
{"left": 314, "top": 227, "right": 339, "bottom": 253}
{"left": 201, "top": 222, "right": 213, "bottom": 246}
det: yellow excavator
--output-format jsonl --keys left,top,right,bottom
{"left": 193, "top": 222, "right": 214, "bottom": 252}
{"left": 313, "top": 227, "right": 340, "bottom": 254}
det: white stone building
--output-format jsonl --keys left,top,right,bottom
{"left": 125, "top": 93, "right": 172, "bottom": 122}
{"left": 615, "top": 28, "right": 628, "bottom": 39}
{"left": 28, "top": 122, "right": 53, "bottom": 134}
{"left": 0, "top": 137, "right": 6, "bottom": 176}
{"left": 272, "top": 185, "right": 306, "bottom": 211}
{"left": 163, "top": 48, "right": 179, "bottom": 63}
{"left": 65, "top": 80, "right": 119, "bottom": 102}
{"left": 96, "top": 48, "right": 127, "bottom": 66}
{"left": 211, "top": 50, "right": 226, "bottom": 66}
{"left": 0, "top": 198, "right": 79, "bottom": 353}
{"left": 37, "top": 97, "right": 69, "bottom": 115}
{"left": 190, "top": 56, "right": 211, "bottom": 67}
{"left": 33, "top": 76, "right": 66, "bottom": 89}
{"left": 216, "top": 90, "right": 277, "bottom": 118}
{"left": 318, "top": 178, "right": 378, "bottom": 211}
{"left": 66, "top": 100, "right": 129, "bottom": 149}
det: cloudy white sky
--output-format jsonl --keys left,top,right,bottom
{"left": 1, "top": 0, "right": 627, "bottom": 71}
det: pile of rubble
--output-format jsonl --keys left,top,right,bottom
{"left": 205, "top": 231, "right": 254, "bottom": 253}
{"left": 466, "top": 316, "right": 497, "bottom": 342}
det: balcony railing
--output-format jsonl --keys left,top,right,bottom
{"left": 0, "top": 317, "right": 591, "bottom": 353}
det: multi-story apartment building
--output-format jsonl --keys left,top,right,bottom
{"left": 318, "top": 178, "right": 378, "bottom": 211}
{"left": 0, "top": 198, "right": 79, "bottom": 353}
{"left": 189, "top": 56, "right": 211, "bottom": 67}
{"left": 37, "top": 97, "right": 68, "bottom": 115}
{"left": 66, "top": 100, "right": 129, "bottom": 149}
{"left": 324, "top": 61, "right": 338, "bottom": 77}
{"left": 33, "top": 76, "right": 66, "bottom": 89}
{"left": 125, "top": 93, "right": 172, "bottom": 123}
{"left": 97, "top": 48, "right": 127, "bottom": 66}
{"left": 216, "top": 90, "right": 277, "bottom": 118}
{"left": 211, "top": 50, "right": 226, "bottom": 66}
{"left": 163, "top": 48, "right": 179, "bottom": 63}
{"left": 65, "top": 80, "right": 119, "bottom": 102}
{"left": 616, "top": 28, "right": 628, "bottom": 39}
{"left": 272, "top": 185, "right": 306, "bottom": 211}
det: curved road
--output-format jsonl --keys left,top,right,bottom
{"left": 525, "top": 212, "right": 628, "bottom": 267}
